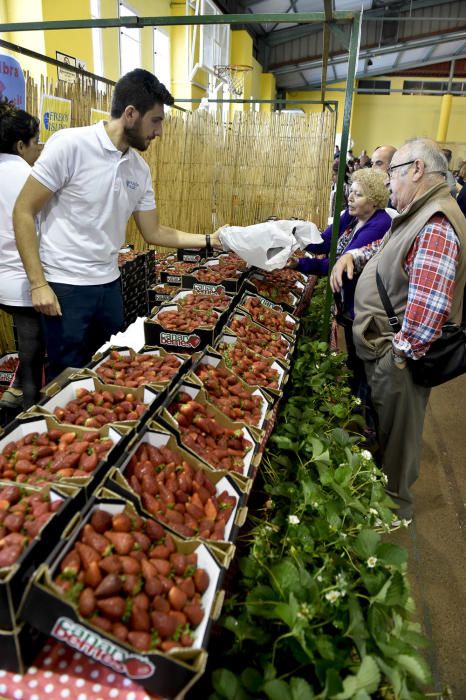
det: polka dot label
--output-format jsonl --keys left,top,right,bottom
{"left": 28, "top": 679, "right": 38, "bottom": 688}
{"left": 13, "top": 690, "right": 23, "bottom": 699}
{"left": 0, "top": 686, "right": 7, "bottom": 696}
{"left": 0, "top": 671, "right": 6, "bottom": 677}
{"left": 109, "top": 690, "right": 119, "bottom": 698}
{"left": 44, "top": 657, "right": 53, "bottom": 666}
{"left": 92, "top": 684, "right": 102, "bottom": 692}
{"left": 12, "top": 674, "right": 22, "bottom": 683}
{"left": 58, "top": 647, "right": 66, "bottom": 656}
{"left": 59, "top": 661, "right": 68, "bottom": 669}
{"left": 44, "top": 671, "right": 53, "bottom": 678}
{"left": 90, "top": 670, "right": 100, "bottom": 679}
{"left": 74, "top": 664, "right": 83, "bottom": 673}
{"left": 27, "top": 667, "right": 38, "bottom": 675}
{"left": 61, "top": 691, "right": 71, "bottom": 699}
{"left": 77, "top": 694, "right": 88, "bottom": 700}
{"left": 44, "top": 683, "right": 55, "bottom": 693}
{"left": 107, "top": 673, "right": 116, "bottom": 683}
{"left": 59, "top": 674, "right": 69, "bottom": 683}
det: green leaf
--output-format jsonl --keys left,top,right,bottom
{"left": 263, "top": 679, "right": 293, "bottom": 700}
{"left": 354, "top": 529, "right": 380, "bottom": 559}
{"left": 396, "top": 653, "right": 432, "bottom": 685}
{"left": 241, "top": 667, "right": 263, "bottom": 693}
{"left": 330, "top": 428, "right": 351, "bottom": 446}
{"left": 334, "top": 465, "right": 352, "bottom": 486}
{"left": 374, "top": 656, "right": 402, "bottom": 695}
{"left": 270, "top": 559, "right": 300, "bottom": 596}
{"left": 376, "top": 542, "right": 408, "bottom": 567}
{"left": 316, "top": 635, "right": 335, "bottom": 660}
{"left": 333, "top": 655, "right": 380, "bottom": 699}
{"left": 212, "top": 669, "right": 240, "bottom": 699}
{"left": 270, "top": 435, "right": 298, "bottom": 451}
{"left": 290, "top": 676, "right": 315, "bottom": 700}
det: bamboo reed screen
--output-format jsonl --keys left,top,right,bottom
{"left": 126, "top": 108, "right": 336, "bottom": 250}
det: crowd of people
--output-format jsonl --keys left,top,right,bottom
{"left": 301, "top": 138, "right": 466, "bottom": 525}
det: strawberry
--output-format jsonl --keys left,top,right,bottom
{"left": 184, "top": 603, "right": 204, "bottom": 627}
{"left": 194, "top": 568, "right": 209, "bottom": 593}
{"left": 150, "top": 611, "right": 177, "bottom": 639}
{"left": 168, "top": 586, "right": 187, "bottom": 611}
{"left": 127, "top": 632, "right": 152, "bottom": 652}
{"left": 104, "top": 531, "right": 134, "bottom": 555}
{"left": 96, "top": 596, "right": 125, "bottom": 619}
{"left": 90, "top": 509, "right": 113, "bottom": 534}
{"left": 78, "top": 587, "right": 96, "bottom": 617}
{"left": 95, "top": 573, "right": 122, "bottom": 598}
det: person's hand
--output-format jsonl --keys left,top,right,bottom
{"left": 330, "top": 253, "right": 354, "bottom": 293}
{"left": 286, "top": 259, "right": 298, "bottom": 269}
{"left": 211, "top": 225, "right": 227, "bottom": 249}
{"left": 32, "top": 284, "right": 62, "bottom": 316}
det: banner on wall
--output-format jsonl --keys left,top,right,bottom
{"left": 0, "top": 54, "right": 26, "bottom": 108}
{"left": 90, "top": 108, "right": 110, "bottom": 125}
{"left": 39, "top": 94, "right": 72, "bottom": 143}
{"left": 56, "top": 51, "right": 87, "bottom": 84}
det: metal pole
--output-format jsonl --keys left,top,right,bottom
{"left": 0, "top": 12, "right": 355, "bottom": 32}
{"left": 321, "top": 11, "right": 362, "bottom": 341}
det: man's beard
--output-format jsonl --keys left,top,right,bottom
{"left": 124, "top": 123, "right": 149, "bottom": 151}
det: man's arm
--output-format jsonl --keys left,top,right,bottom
{"left": 330, "top": 240, "right": 382, "bottom": 292}
{"left": 13, "top": 176, "right": 62, "bottom": 316}
{"left": 133, "top": 209, "right": 221, "bottom": 249}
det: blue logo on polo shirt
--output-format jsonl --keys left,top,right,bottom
{"left": 126, "top": 180, "right": 139, "bottom": 190}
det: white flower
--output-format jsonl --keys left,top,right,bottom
{"left": 325, "top": 590, "right": 341, "bottom": 604}
{"left": 367, "top": 556, "right": 378, "bottom": 568}
{"left": 315, "top": 363, "right": 320, "bottom": 369}
{"left": 312, "top": 501, "right": 319, "bottom": 509}
{"left": 381, "top": 474, "right": 388, "bottom": 485}
{"left": 288, "top": 515, "right": 300, "bottom": 525}
{"left": 361, "top": 449, "right": 372, "bottom": 461}
{"left": 340, "top": 532, "right": 347, "bottom": 539}
{"left": 316, "top": 574, "right": 323, "bottom": 582}
{"left": 335, "top": 573, "right": 346, "bottom": 586}
{"left": 369, "top": 508, "right": 378, "bottom": 516}
{"left": 331, "top": 352, "right": 338, "bottom": 356}
{"left": 370, "top": 474, "right": 378, "bottom": 482}
{"left": 354, "top": 398, "right": 362, "bottom": 406}
{"left": 401, "top": 519, "right": 410, "bottom": 528}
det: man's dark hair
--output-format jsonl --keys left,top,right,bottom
{"left": 111, "top": 69, "right": 174, "bottom": 118}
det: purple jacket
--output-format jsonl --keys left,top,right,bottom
{"left": 296, "top": 208, "right": 392, "bottom": 276}
{"left": 297, "top": 208, "right": 392, "bottom": 318}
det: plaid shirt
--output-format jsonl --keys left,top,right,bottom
{"left": 351, "top": 214, "right": 460, "bottom": 359}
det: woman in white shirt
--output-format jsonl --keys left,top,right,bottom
{"left": 0, "top": 102, "right": 43, "bottom": 409}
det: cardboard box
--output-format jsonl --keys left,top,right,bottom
{"left": 88, "top": 346, "right": 191, "bottom": 393}
{"left": 144, "top": 305, "right": 229, "bottom": 354}
{"left": 0, "top": 353, "right": 19, "bottom": 386}
{"left": 243, "top": 272, "right": 306, "bottom": 313}
{"left": 168, "top": 289, "right": 235, "bottom": 313}
{"left": 158, "top": 381, "right": 262, "bottom": 485}
{"left": 181, "top": 259, "right": 246, "bottom": 294}
{"left": 147, "top": 283, "right": 180, "bottom": 309}
{"left": 214, "top": 332, "right": 289, "bottom": 396}
{"left": 0, "top": 481, "right": 81, "bottom": 629}
{"left": 176, "top": 248, "right": 206, "bottom": 263}
{"left": 190, "top": 348, "right": 274, "bottom": 430}
{"left": 237, "top": 292, "right": 300, "bottom": 338}
{"left": 225, "top": 311, "right": 294, "bottom": 365}
{"left": 22, "top": 496, "right": 225, "bottom": 698}
{"left": 25, "top": 374, "right": 161, "bottom": 431}
{"left": 0, "top": 621, "right": 45, "bottom": 673}
{"left": 106, "top": 422, "right": 247, "bottom": 551}
{"left": 0, "top": 415, "right": 131, "bottom": 500}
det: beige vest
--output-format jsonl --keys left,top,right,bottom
{"left": 353, "top": 181, "right": 466, "bottom": 361}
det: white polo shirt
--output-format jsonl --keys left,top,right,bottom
{"left": 0, "top": 154, "right": 34, "bottom": 306}
{"left": 31, "top": 121, "right": 156, "bottom": 285}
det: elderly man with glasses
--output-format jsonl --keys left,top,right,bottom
{"left": 330, "top": 138, "right": 466, "bottom": 525}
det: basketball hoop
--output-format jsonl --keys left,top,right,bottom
{"left": 214, "top": 64, "right": 252, "bottom": 96}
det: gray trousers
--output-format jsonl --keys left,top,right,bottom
{"left": 364, "top": 350, "right": 431, "bottom": 519}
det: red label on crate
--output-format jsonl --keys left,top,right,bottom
{"left": 160, "top": 331, "right": 201, "bottom": 348}
{"left": 52, "top": 617, "right": 155, "bottom": 678}
{"left": 183, "top": 254, "right": 201, "bottom": 262}
{"left": 193, "top": 283, "right": 226, "bottom": 295}
{"left": 166, "top": 275, "right": 182, "bottom": 284}
{"left": 0, "top": 371, "right": 13, "bottom": 383}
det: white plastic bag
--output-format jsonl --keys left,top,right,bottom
{"left": 218, "top": 220, "right": 323, "bottom": 272}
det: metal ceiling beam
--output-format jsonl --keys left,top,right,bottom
{"left": 260, "top": 0, "right": 460, "bottom": 48}
{"left": 282, "top": 50, "right": 466, "bottom": 90}
{"left": 0, "top": 12, "right": 356, "bottom": 33}
{"left": 271, "top": 27, "right": 466, "bottom": 75}
{"left": 321, "top": 0, "right": 333, "bottom": 104}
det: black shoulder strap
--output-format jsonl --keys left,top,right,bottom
{"left": 375, "top": 268, "right": 402, "bottom": 333}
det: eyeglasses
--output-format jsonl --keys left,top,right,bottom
{"left": 387, "top": 160, "right": 415, "bottom": 178}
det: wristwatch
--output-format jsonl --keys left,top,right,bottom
{"left": 392, "top": 350, "right": 407, "bottom": 367}
{"left": 205, "top": 234, "right": 213, "bottom": 257}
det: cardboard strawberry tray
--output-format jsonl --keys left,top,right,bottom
{"left": 181, "top": 257, "right": 248, "bottom": 294}
{"left": 225, "top": 311, "right": 294, "bottom": 366}
{"left": 144, "top": 304, "right": 230, "bottom": 354}
{"left": 176, "top": 247, "right": 207, "bottom": 263}
{"left": 243, "top": 272, "right": 306, "bottom": 314}
{"left": 26, "top": 373, "right": 161, "bottom": 431}
{"left": 214, "top": 331, "right": 289, "bottom": 398}
{"left": 183, "top": 362, "right": 273, "bottom": 430}
{"left": 22, "top": 494, "right": 226, "bottom": 698}
{"left": 0, "top": 415, "right": 131, "bottom": 501}
{"left": 0, "top": 480, "right": 81, "bottom": 629}
{"left": 87, "top": 345, "right": 191, "bottom": 394}
{"left": 106, "top": 421, "right": 246, "bottom": 553}
{"left": 0, "top": 353, "right": 19, "bottom": 386}
{"left": 0, "top": 620, "right": 46, "bottom": 673}
{"left": 237, "top": 292, "right": 300, "bottom": 339}
{"left": 147, "top": 283, "right": 181, "bottom": 309}
{"left": 157, "top": 381, "right": 262, "bottom": 487}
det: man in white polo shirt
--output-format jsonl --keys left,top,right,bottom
{"left": 13, "top": 69, "right": 219, "bottom": 380}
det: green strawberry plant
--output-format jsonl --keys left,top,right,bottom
{"left": 207, "top": 280, "right": 436, "bottom": 700}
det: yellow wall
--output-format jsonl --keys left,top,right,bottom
{"left": 1, "top": 0, "right": 45, "bottom": 84}
{"left": 42, "top": 0, "right": 93, "bottom": 80}
{"left": 350, "top": 76, "right": 466, "bottom": 155}
{"left": 287, "top": 82, "right": 348, "bottom": 136}
{"left": 260, "top": 72, "right": 275, "bottom": 113}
